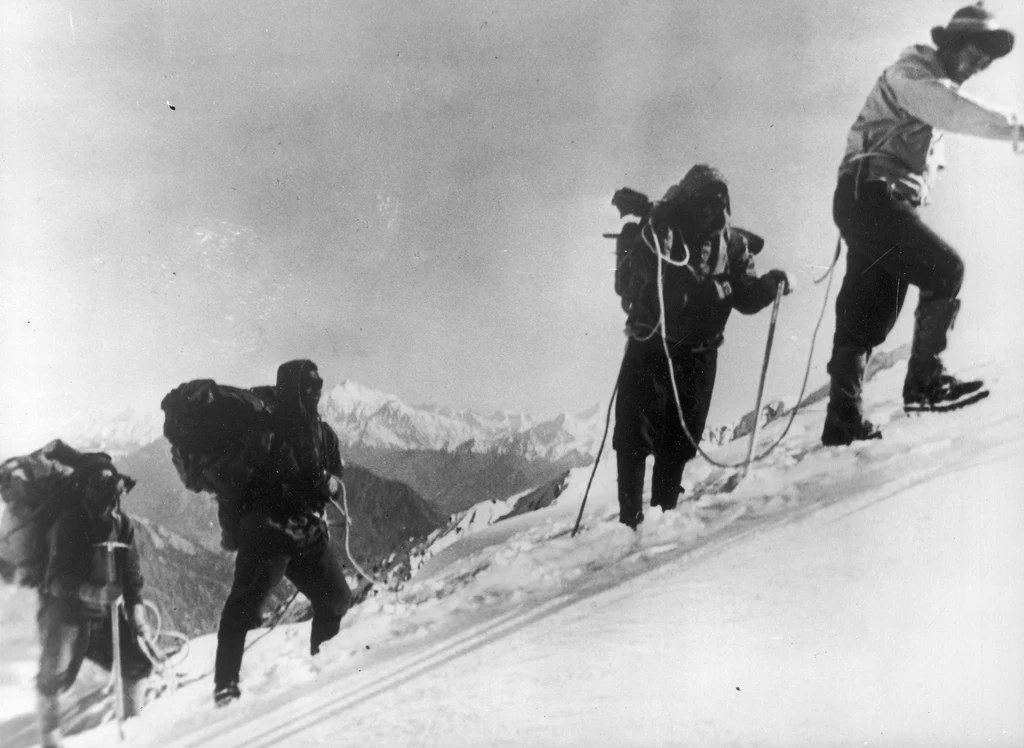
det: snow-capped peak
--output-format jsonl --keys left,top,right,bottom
{"left": 63, "top": 405, "right": 165, "bottom": 457}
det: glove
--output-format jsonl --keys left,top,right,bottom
{"left": 762, "top": 269, "right": 795, "bottom": 296}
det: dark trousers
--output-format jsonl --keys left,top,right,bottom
{"left": 214, "top": 513, "right": 352, "bottom": 686}
{"left": 613, "top": 337, "right": 717, "bottom": 518}
{"left": 831, "top": 175, "right": 964, "bottom": 355}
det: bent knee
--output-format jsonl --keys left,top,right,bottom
{"left": 942, "top": 255, "right": 965, "bottom": 297}
{"left": 923, "top": 252, "right": 964, "bottom": 299}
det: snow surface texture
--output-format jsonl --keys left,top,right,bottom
{"left": 4, "top": 337, "right": 1020, "bottom": 748}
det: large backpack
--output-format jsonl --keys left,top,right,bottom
{"left": 607, "top": 187, "right": 659, "bottom": 324}
{"left": 0, "top": 440, "right": 113, "bottom": 588}
{"left": 160, "top": 379, "right": 277, "bottom": 549}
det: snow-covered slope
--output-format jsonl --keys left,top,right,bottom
{"left": 11, "top": 338, "right": 1019, "bottom": 748}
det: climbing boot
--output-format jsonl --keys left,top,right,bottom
{"left": 903, "top": 296, "right": 985, "bottom": 410}
{"left": 213, "top": 681, "right": 241, "bottom": 708}
{"left": 821, "top": 346, "right": 882, "bottom": 447}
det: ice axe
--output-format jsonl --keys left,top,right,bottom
{"left": 734, "top": 282, "right": 785, "bottom": 486}
{"left": 96, "top": 540, "right": 131, "bottom": 742}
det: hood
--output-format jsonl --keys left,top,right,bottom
{"left": 661, "top": 164, "right": 730, "bottom": 207}
{"left": 660, "top": 164, "right": 732, "bottom": 239}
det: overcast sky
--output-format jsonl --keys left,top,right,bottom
{"left": 2, "top": 0, "right": 1022, "bottom": 456}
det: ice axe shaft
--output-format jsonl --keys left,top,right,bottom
{"left": 96, "top": 540, "right": 130, "bottom": 742}
{"left": 741, "top": 285, "right": 784, "bottom": 481}
{"left": 110, "top": 596, "right": 125, "bottom": 740}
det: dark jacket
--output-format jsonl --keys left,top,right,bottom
{"left": 623, "top": 219, "right": 778, "bottom": 349}
{"left": 246, "top": 360, "right": 344, "bottom": 543}
{"left": 43, "top": 504, "right": 144, "bottom": 618}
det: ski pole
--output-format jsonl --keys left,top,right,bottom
{"left": 97, "top": 540, "right": 130, "bottom": 742}
{"left": 741, "top": 284, "right": 784, "bottom": 480}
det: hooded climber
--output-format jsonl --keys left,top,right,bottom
{"left": 823, "top": 2, "right": 1020, "bottom": 446}
{"left": 35, "top": 454, "right": 151, "bottom": 748}
{"left": 212, "top": 360, "right": 352, "bottom": 707}
{"left": 612, "top": 164, "right": 793, "bottom": 529}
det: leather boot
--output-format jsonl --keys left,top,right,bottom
{"left": 214, "top": 680, "right": 241, "bottom": 707}
{"left": 903, "top": 296, "right": 984, "bottom": 408}
{"left": 821, "top": 346, "right": 882, "bottom": 446}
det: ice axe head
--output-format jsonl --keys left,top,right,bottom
{"left": 94, "top": 540, "right": 131, "bottom": 583}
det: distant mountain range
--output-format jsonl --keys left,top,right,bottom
{"left": 65, "top": 380, "right": 606, "bottom": 464}
{"left": 65, "top": 359, "right": 889, "bottom": 465}
{"left": 65, "top": 380, "right": 597, "bottom": 525}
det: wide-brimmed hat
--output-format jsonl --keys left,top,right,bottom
{"left": 931, "top": 2, "right": 1015, "bottom": 59}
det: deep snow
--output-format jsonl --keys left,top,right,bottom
{"left": 3, "top": 335, "right": 1020, "bottom": 748}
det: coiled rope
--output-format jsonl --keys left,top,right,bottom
{"left": 650, "top": 227, "right": 837, "bottom": 470}
{"left": 571, "top": 228, "right": 842, "bottom": 535}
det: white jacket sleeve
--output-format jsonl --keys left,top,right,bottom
{"left": 888, "top": 70, "right": 1019, "bottom": 141}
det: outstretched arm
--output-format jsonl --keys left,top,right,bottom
{"left": 888, "top": 68, "right": 1021, "bottom": 142}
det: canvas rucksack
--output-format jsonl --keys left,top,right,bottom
{"left": 160, "top": 379, "right": 277, "bottom": 550}
{"left": 0, "top": 440, "right": 117, "bottom": 588}
{"left": 606, "top": 187, "right": 660, "bottom": 324}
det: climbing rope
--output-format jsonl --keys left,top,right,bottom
{"left": 242, "top": 480, "right": 388, "bottom": 659}
{"left": 624, "top": 221, "right": 692, "bottom": 343}
{"left": 649, "top": 227, "right": 839, "bottom": 471}
{"left": 571, "top": 227, "right": 840, "bottom": 533}
{"left": 328, "top": 480, "right": 386, "bottom": 588}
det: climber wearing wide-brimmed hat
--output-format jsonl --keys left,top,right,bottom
{"left": 822, "top": 2, "right": 1022, "bottom": 447}
{"left": 931, "top": 3, "right": 1014, "bottom": 61}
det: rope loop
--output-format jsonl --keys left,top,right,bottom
{"left": 649, "top": 229, "right": 839, "bottom": 472}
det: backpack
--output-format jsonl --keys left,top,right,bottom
{"left": 0, "top": 440, "right": 109, "bottom": 588}
{"left": 160, "top": 379, "right": 277, "bottom": 549}
{"left": 608, "top": 187, "right": 657, "bottom": 319}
